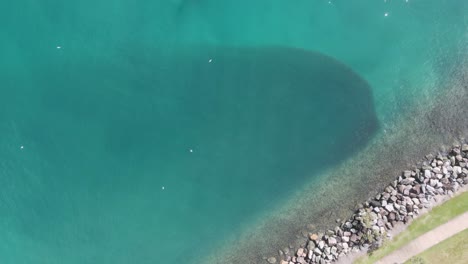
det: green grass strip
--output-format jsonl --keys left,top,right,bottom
{"left": 405, "top": 228, "right": 468, "bottom": 264}
{"left": 354, "top": 191, "right": 468, "bottom": 264}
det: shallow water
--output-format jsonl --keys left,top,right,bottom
{"left": 0, "top": 1, "right": 467, "bottom": 264}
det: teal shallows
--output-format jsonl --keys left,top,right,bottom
{"left": 0, "top": 46, "right": 376, "bottom": 263}
{"left": 0, "top": 0, "right": 466, "bottom": 263}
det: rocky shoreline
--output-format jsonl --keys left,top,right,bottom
{"left": 266, "top": 143, "right": 468, "bottom": 264}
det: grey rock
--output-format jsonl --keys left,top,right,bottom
{"left": 421, "top": 184, "right": 426, "bottom": 194}
{"left": 385, "top": 203, "right": 394, "bottom": 212}
{"left": 413, "top": 184, "right": 421, "bottom": 194}
{"left": 443, "top": 166, "right": 449, "bottom": 175}
{"left": 382, "top": 192, "right": 391, "bottom": 200}
{"left": 403, "top": 170, "right": 412, "bottom": 178}
{"left": 306, "top": 240, "right": 315, "bottom": 250}
{"left": 403, "top": 188, "right": 410, "bottom": 196}
{"left": 331, "top": 246, "right": 337, "bottom": 255}
{"left": 401, "top": 178, "right": 415, "bottom": 185}
{"left": 377, "top": 219, "right": 385, "bottom": 227}
{"left": 462, "top": 144, "right": 468, "bottom": 152}
{"left": 437, "top": 188, "right": 444, "bottom": 195}
{"left": 360, "top": 243, "right": 370, "bottom": 251}
{"left": 373, "top": 207, "right": 380, "bottom": 213}
{"left": 424, "top": 170, "right": 432, "bottom": 178}
{"left": 426, "top": 185, "right": 436, "bottom": 193}
{"left": 370, "top": 200, "right": 381, "bottom": 208}
{"left": 314, "top": 248, "right": 322, "bottom": 255}
{"left": 318, "top": 240, "right": 325, "bottom": 250}
{"left": 397, "top": 185, "right": 406, "bottom": 193}
{"left": 296, "top": 257, "right": 306, "bottom": 264}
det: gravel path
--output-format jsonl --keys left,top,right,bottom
{"left": 376, "top": 211, "right": 468, "bottom": 264}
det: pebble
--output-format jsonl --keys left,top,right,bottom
{"left": 309, "top": 234, "right": 318, "bottom": 240}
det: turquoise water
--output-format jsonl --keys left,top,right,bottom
{"left": 0, "top": 1, "right": 466, "bottom": 263}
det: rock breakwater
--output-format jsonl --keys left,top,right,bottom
{"left": 270, "top": 144, "right": 468, "bottom": 264}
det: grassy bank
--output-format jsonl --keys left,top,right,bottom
{"left": 405, "top": 228, "right": 468, "bottom": 264}
{"left": 354, "top": 190, "right": 468, "bottom": 264}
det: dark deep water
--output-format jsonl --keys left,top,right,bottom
{"left": 0, "top": 46, "right": 377, "bottom": 263}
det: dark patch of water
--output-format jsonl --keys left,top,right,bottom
{"left": 0, "top": 46, "right": 378, "bottom": 263}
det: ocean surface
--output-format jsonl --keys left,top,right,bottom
{"left": 0, "top": 1, "right": 467, "bottom": 264}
